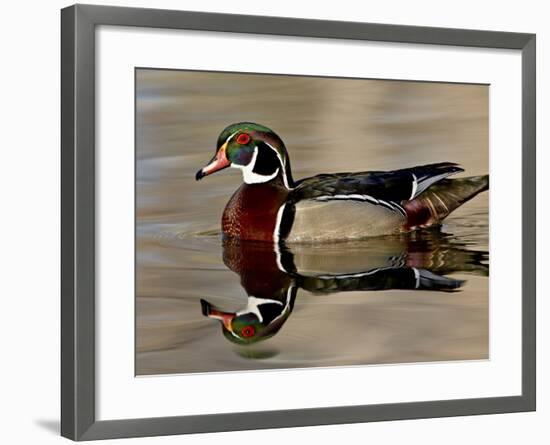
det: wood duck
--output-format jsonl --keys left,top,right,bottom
{"left": 196, "top": 122, "right": 489, "bottom": 243}
{"left": 201, "top": 233, "right": 488, "bottom": 345}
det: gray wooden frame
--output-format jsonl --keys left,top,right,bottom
{"left": 61, "top": 4, "right": 536, "bottom": 441}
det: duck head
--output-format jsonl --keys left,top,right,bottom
{"left": 195, "top": 122, "right": 294, "bottom": 188}
{"left": 201, "top": 292, "right": 296, "bottom": 346}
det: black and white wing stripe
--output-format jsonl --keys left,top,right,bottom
{"left": 312, "top": 194, "right": 407, "bottom": 217}
{"left": 410, "top": 168, "right": 464, "bottom": 199}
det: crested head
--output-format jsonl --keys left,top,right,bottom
{"left": 200, "top": 293, "right": 295, "bottom": 346}
{"left": 196, "top": 122, "right": 294, "bottom": 188}
{"left": 216, "top": 122, "right": 288, "bottom": 162}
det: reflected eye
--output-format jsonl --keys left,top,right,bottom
{"left": 241, "top": 326, "right": 255, "bottom": 337}
{"left": 236, "top": 133, "right": 251, "bottom": 145}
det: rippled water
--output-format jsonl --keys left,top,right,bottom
{"left": 136, "top": 69, "right": 489, "bottom": 375}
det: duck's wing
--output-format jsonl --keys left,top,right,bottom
{"left": 299, "top": 267, "right": 465, "bottom": 293}
{"left": 291, "top": 162, "right": 464, "bottom": 206}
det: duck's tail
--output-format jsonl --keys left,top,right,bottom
{"left": 403, "top": 175, "right": 488, "bottom": 229}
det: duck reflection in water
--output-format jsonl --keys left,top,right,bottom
{"left": 201, "top": 230, "right": 488, "bottom": 345}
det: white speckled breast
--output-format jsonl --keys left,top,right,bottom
{"left": 285, "top": 200, "right": 405, "bottom": 243}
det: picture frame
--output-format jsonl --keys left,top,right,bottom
{"left": 61, "top": 3, "right": 536, "bottom": 441}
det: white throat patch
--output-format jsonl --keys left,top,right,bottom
{"left": 231, "top": 146, "right": 280, "bottom": 184}
{"left": 236, "top": 296, "right": 283, "bottom": 323}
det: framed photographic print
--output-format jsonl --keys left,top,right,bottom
{"left": 61, "top": 4, "right": 536, "bottom": 441}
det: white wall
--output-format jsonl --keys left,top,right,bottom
{"left": 0, "top": 0, "right": 546, "bottom": 443}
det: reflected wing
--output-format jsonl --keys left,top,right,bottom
{"left": 299, "top": 267, "right": 465, "bottom": 293}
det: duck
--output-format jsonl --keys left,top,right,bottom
{"left": 195, "top": 122, "right": 489, "bottom": 243}
{"left": 200, "top": 233, "right": 488, "bottom": 345}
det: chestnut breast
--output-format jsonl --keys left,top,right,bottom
{"left": 222, "top": 183, "right": 289, "bottom": 242}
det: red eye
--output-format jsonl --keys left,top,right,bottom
{"left": 241, "top": 326, "right": 255, "bottom": 337}
{"left": 236, "top": 133, "right": 251, "bottom": 145}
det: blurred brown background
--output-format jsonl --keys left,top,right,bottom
{"left": 136, "top": 69, "right": 488, "bottom": 375}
